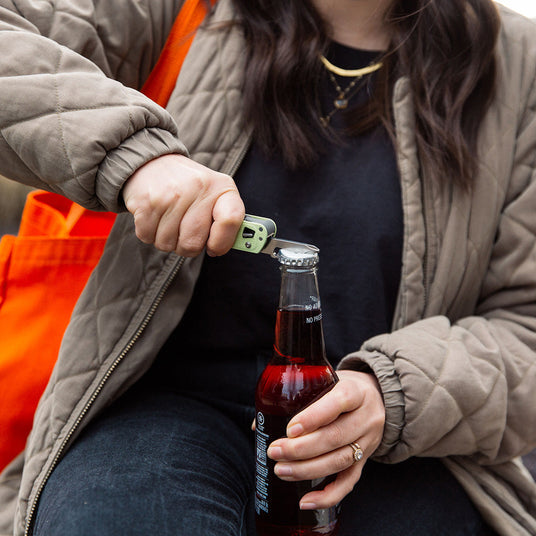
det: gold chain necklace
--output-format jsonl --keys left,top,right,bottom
{"left": 319, "top": 54, "right": 383, "bottom": 127}
{"left": 320, "top": 54, "right": 383, "bottom": 78}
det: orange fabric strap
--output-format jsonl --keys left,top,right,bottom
{"left": 141, "top": 0, "right": 216, "bottom": 106}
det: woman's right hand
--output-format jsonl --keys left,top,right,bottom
{"left": 122, "top": 154, "right": 245, "bottom": 257}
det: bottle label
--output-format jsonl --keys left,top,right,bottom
{"left": 255, "top": 411, "right": 270, "bottom": 515}
{"left": 255, "top": 411, "right": 330, "bottom": 526}
{"left": 255, "top": 411, "right": 294, "bottom": 520}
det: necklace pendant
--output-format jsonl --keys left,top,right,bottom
{"left": 320, "top": 115, "right": 330, "bottom": 127}
{"left": 334, "top": 94, "right": 348, "bottom": 109}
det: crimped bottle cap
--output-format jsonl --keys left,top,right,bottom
{"left": 277, "top": 246, "right": 319, "bottom": 267}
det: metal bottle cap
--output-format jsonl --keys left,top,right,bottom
{"left": 276, "top": 245, "right": 319, "bottom": 267}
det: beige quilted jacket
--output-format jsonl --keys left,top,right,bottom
{"left": 0, "top": 1, "right": 535, "bottom": 535}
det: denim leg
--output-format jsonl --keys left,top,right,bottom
{"left": 33, "top": 365, "right": 497, "bottom": 536}
{"left": 338, "top": 457, "right": 498, "bottom": 536}
{"left": 33, "top": 387, "right": 256, "bottom": 536}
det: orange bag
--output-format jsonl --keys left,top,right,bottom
{"left": 0, "top": 0, "right": 215, "bottom": 471}
{"left": 0, "top": 192, "right": 115, "bottom": 468}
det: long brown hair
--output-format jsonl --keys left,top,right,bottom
{"left": 227, "top": 0, "right": 500, "bottom": 189}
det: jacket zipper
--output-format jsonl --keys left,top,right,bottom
{"left": 24, "top": 255, "right": 186, "bottom": 536}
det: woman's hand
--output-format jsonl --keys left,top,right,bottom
{"left": 267, "top": 370, "right": 385, "bottom": 509}
{"left": 122, "top": 154, "right": 245, "bottom": 257}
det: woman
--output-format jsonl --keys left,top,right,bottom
{"left": 0, "top": 0, "right": 535, "bottom": 534}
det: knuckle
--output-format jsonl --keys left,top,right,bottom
{"left": 189, "top": 173, "right": 208, "bottom": 194}
{"left": 371, "top": 410, "right": 386, "bottom": 431}
{"left": 156, "top": 242, "right": 176, "bottom": 253}
{"left": 334, "top": 381, "right": 355, "bottom": 411}
{"left": 288, "top": 463, "right": 307, "bottom": 480}
{"left": 288, "top": 440, "right": 307, "bottom": 460}
{"left": 177, "top": 239, "right": 205, "bottom": 257}
{"left": 325, "top": 424, "right": 345, "bottom": 449}
{"left": 136, "top": 233, "right": 152, "bottom": 245}
{"left": 215, "top": 171, "right": 236, "bottom": 188}
{"left": 192, "top": 170, "right": 225, "bottom": 198}
{"left": 180, "top": 233, "right": 206, "bottom": 251}
{"left": 154, "top": 186, "right": 182, "bottom": 209}
{"left": 166, "top": 187, "right": 183, "bottom": 205}
{"left": 140, "top": 189, "right": 162, "bottom": 208}
{"left": 133, "top": 221, "right": 153, "bottom": 244}
{"left": 207, "top": 243, "right": 228, "bottom": 257}
{"left": 212, "top": 174, "right": 240, "bottom": 199}
{"left": 134, "top": 226, "right": 150, "bottom": 243}
{"left": 154, "top": 237, "right": 176, "bottom": 252}
{"left": 221, "top": 202, "right": 246, "bottom": 224}
{"left": 334, "top": 449, "right": 352, "bottom": 472}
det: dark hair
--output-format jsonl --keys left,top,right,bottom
{"left": 228, "top": 0, "right": 500, "bottom": 189}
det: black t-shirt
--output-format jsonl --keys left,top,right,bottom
{"left": 156, "top": 42, "right": 403, "bottom": 373}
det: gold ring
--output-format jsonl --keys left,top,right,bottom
{"left": 349, "top": 441, "right": 364, "bottom": 463}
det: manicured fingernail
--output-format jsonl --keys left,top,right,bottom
{"left": 267, "top": 446, "right": 283, "bottom": 459}
{"left": 300, "top": 502, "right": 317, "bottom": 510}
{"left": 274, "top": 464, "right": 292, "bottom": 477}
{"left": 287, "top": 423, "right": 304, "bottom": 437}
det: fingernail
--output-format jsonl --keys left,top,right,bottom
{"left": 287, "top": 423, "right": 304, "bottom": 438}
{"left": 267, "top": 446, "right": 283, "bottom": 459}
{"left": 300, "top": 502, "right": 317, "bottom": 510}
{"left": 274, "top": 464, "right": 292, "bottom": 477}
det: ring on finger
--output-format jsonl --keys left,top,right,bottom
{"left": 349, "top": 441, "right": 364, "bottom": 463}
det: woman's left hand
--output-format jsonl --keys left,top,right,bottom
{"left": 266, "top": 370, "right": 385, "bottom": 509}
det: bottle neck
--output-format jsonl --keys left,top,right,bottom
{"left": 273, "top": 264, "right": 328, "bottom": 365}
{"left": 278, "top": 265, "right": 320, "bottom": 310}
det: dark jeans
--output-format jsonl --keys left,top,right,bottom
{"left": 33, "top": 376, "right": 497, "bottom": 536}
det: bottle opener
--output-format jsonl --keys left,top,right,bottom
{"left": 232, "top": 214, "right": 319, "bottom": 257}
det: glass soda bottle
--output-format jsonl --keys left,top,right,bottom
{"left": 255, "top": 246, "right": 340, "bottom": 536}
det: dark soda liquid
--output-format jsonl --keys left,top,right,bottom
{"left": 255, "top": 309, "right": 339, "bottom": 536}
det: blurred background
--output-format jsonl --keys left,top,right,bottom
{"left": 498, "top": 0, "right": 536, "bottom": 17}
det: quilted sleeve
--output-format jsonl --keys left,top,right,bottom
{"left": 2, "top": 0, "right": 184, "bottom": 86}
{"left": 339, "top": 20, "right": 536, "bottom": 466}
{"left": 0, "top": 0, "right": 188, "bottom": 212}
